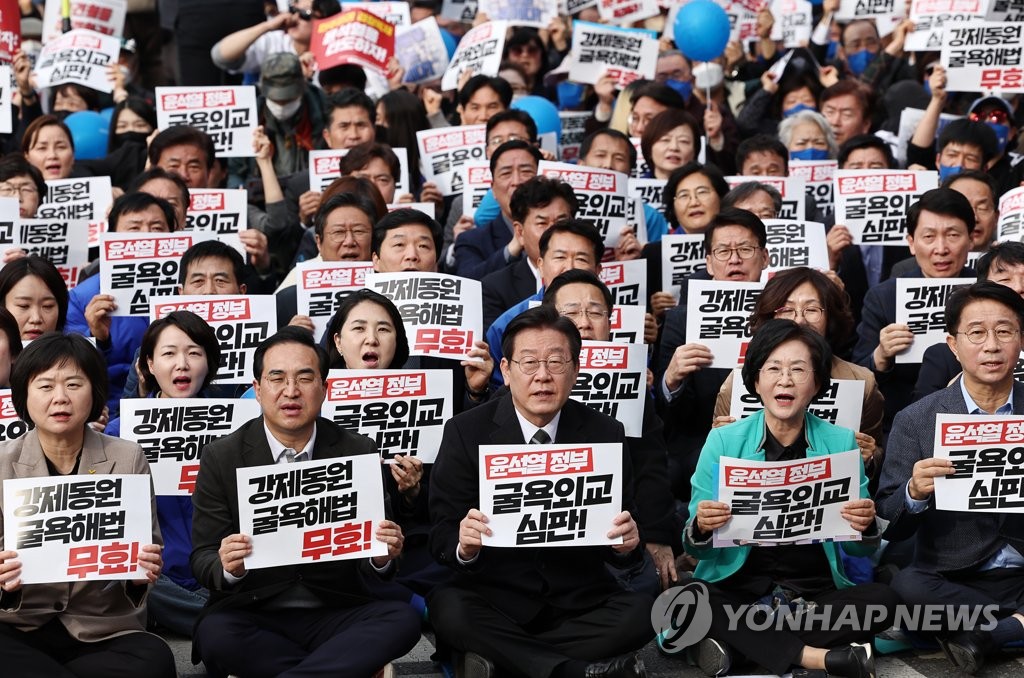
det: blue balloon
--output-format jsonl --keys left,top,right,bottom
{"left": 511, "top": 95, "right": 561, "bottom": 144}
{"left": 674, "top": 1, "right": 731, "bottom": 63}
{"left": 439, "top": 28, "right": 458, "bottom": 61}
{"left": 98, "top": 106, "right": 115, "bottom": 124}
{"left": 64, "top": 111, "right": 109, "bottom": 160}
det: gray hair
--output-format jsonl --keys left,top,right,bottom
{"left": 777, "top": 110, "right": 838, "bottom": 159}
{"left": 723, "top": 181, "right": 784, "bottom": 217}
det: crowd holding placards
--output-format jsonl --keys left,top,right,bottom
{"left": 2, "top": 0, "right": 1024, "bottom": 676}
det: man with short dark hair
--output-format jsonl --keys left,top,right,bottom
{"left": 148, "top": 125, "right": 216, "bottom": 189}
{"left": 820, "top": 80, "right": 873, "bottom": 147}
{"left": 457, "top": 75, "right": 512, "bottom": 126}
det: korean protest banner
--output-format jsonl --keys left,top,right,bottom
{"left": 366, "top": 271, "right": 484, "bottom": 361}
{"left": 987, "top": 0, "right": 1024, "bottom": 19}
{"left": 4, "top": 474, "right": 151, "bottom": 583}
{"left": 33, "top": 29, "right": 120, "bottom": 93}
{"left": 479, "top": 443, "right": 623, "bottom": 547}
{"left": 479, "top": 0, "right": 559, "bottom": 27}
{"left": 572, "top": 341, "right": 646, "bottom": 437}
{"left": 296, "top": 260, "right": 374, "bottom": 340}
{"left": 309, "top": 147, "right": 410, "bottom": 197}
{"left": 461, "top": 161, "right": 492, "bottom": 219}
{"left": 834, "top": 170, "right": 938, "bottom": 245}
{"left": 661, "top": 234, "right": 706, "bottom": 302}
{"left": 726, "top": 175, "right": 807, "bottom": 222}
{"left": 836, "top": 0, "right": 904, "bottom": 20}
{"left": 0, "top": 196, "right": 14, "bottom": 246}
{"left": 728, "top": 369, "right": 866, "bottom": 432}
{"left": 441, "top": 0, "right": 479, "bottom": 24}
{"left": 997, "top": 185, "right": 1024, "bottom": 242}
{"left": 790, "top": 160, "right": 837, "bottom": 216}
{"left": 342, "top": 1, "right": 411, "bottom": 26}
{"left": 629, "top": 178, "right": 666, "bottom": 221}
{"left": 416, "top": 125, "right": 486, "bottom": 195}
{"left": 907, "top": 0, "right": 990, "bottom": 52}
{"left": 0, "top": 65, "right": 11, "bottom": 134}
{"left": 119, "top": 399, "right": 262, "bottom": 495}
{"left": 312, "top": 9, "right": 396, "bottom": 74}
{"left": 569, "top": 21, "right": 658, "bottom": 89}
{"left": 895, "top": 278, "right": 973, "bottom": 364}
{"left": 156, "top": 86, "right": 258, "bottom": 158}
{"left": 686, "top": 280, "right": 763, "bottom": 369}
{"left": 762, "top": 220, "right": 829, "bottom": 280}
{"left": 630, "top": 136, "right": 650, "bottom": 179}
{"left": 186, "top": 189, "right": 248, "bottom": 235}
{"left": 598, "top": 259, "right": 647, "bottom": 307}
{"left": 394, "top": 17, "right": 449, "bottom": 85}
{"left": 42, "top": 0, "right": 126, "bottom": 43}
{"left": 941, "top": 22, "right": 1024, "bottom": 93}
{"left": 539, "top": 161, "right": 630, "bottom": 250}
{"left": 934, "top": 414, "right": 1024, "bottom": 512}
{"left": 238, "top": 455, "right": 388, "bottom": 569}
{"left": 559, "top": 111, "right": 591, "bottom": 163}
{"left": 598, "top": 0, "right": 659, "bottom": 25}
{"left": 100, "top": 231, "right": 217, "bottom": 317}
{"left": 151, "top": 295, "right": 277, "bottom": 384}
{"left": 714, "top": 450, "right": 861, "bottom": 546}
{"left": 39, "top": 176, "right": 112, "bottom": 223}
{"left": 5, "top": 219, "right": 90, "bottom": 289}
{"left": 770, "top": 0, "right": 813, "bottom": 47}
{"left": 608, "top": 305, "right": 646, "bottom": 344}
{"left": 441, "top": 21, "right": 507, "bottom": 91}
{"left": 0, "top": 1, "right": 21, "bottom": 64}
{"left": 322, "top": 369, "right": 453, "bottom": 463}
{"left": 0, "top": 389, "right": 27, "bottom": 442}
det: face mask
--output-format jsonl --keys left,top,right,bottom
{"left": 790, "top": 148, "right": 829, "bottom": 161}
{"left": 846, "top": 49, "right": 875, "bottom": 77}
{"left": 664, "top": 79, "right": 693, "bottom": 103}
{"left": 783, "top": 102, "right": 815, "bottom": 118}
{"left": 53, "top": 109, "right": 72, "bottom": 120}
{"left": 266, "top": 97, "right": 302, "bottom": 120}
{"left": 825, "top": 40, "right": 840, "bottom": 62}
{"left": 988, "top": 122, "right": 1010, "bottom": 155}
{"left": 938, "top": 164, "right": 963, "bottom": 181}
{"left": 112, "top": 131, "right": 149, "bottom": 150}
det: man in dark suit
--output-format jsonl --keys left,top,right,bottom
{"left": 428, "top": 306, "right": 653, "bottom": 678}
{"left": 190, "top": 327, "right": 421, "bottom": 677}
{"left": 878, "top": 282, "right": 1024, "bottom": 674}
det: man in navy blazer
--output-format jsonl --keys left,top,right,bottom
{"left": 877, "top": 282, "right": 1024, "bottom": 674}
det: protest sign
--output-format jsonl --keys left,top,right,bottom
{"left": 0, "top": 64, "right": 11, "bottom": 133}
{"left": 770, "top": 0, "right": 813, "bottom": 47}
{"left": 629, "top": 178, "right": 666, "bottom": 220}
{"left": 119, "top": 399, "right": 262, "bottom": 495}
{"left": 728, "top": 370, "right": 866, "bottom": 432}
{"left": 539, "top": 161, "right": 630, "bottom": 250}
{"left": 762, "top": 220, "right": 829, "bottom": 280}
{"left": 33, "top": 29, "right": 120, "bottom": 93}
{"left": 997, "top": 185, "right": 1024, "bottom": 242}
{"left": 308, "top": 147, "right": 410, "bottom": 196}
{"left": 5, "top": 219, "right": 90, "bottom": 289}
{"left": 836, "top": 0, "right": 904, "bottom": 19}
{"left": 238, "top": 455, "right": 388, "bottom": 569}
{"left": 394, "top": 17, "right": 449, "bottom": 84}
{"left": 834, "top": 170, "right": 938, "bottom": 245}
{"left": 629, "top": 137, "right": 650, "bottom": 179}
{"left": 714, "top": 450, "right": 861, "bottom": 546}
{"left": 608, "top": 305, "right": 646, "bottom": 344}
{"left": 342, "top": 1, "right": 411, "bottom": 26}
{"left": 598, "top": 0, "right": 659, "bottom": 25}
{"left": 895, "top": 278, "right": 973, "bottom": 363}
{"left": 907, "top": 0, "right": 989, "bottom": 51}
{"left": 100, "top": 232, "right": 216, "bottom": 317}
{"left": 461, "top": 161, "right": 492, "bottom": 219}
{"left": 562, "top": 0, "right": 599, "bottom": 12}
{"left": 569, "top": 21, "right": 658, "bottom": 88}
{"left": 0, "top": 1, "right": 20, "bottom": 64}
{"left": 726, "top": 175, "right": 807, "bottom": 221}
{"left": 151, "top": 295, "right": 277, "bottom": 384}
{"left": 790, "top": 160, "right": 837, "bottom": 216}
{"left": 599, "top": 259, "right": 647, "bottom": 307}
{"left": 987, "top": 0, "right": 1024, "bottom": 19}
{"left": 416, "top": 125, "right": 486, "bottom": 194}
{"left": 156, "top": 86, "right": 257, "bottom": 157}
{"left": 559, "top": 111, "right": 591, "bottom": 163}
{"left": 934, "top": 414, "right": 1024, "bottom": 511}
{"left": 0, "top": 389, "right": 27, "bottom": 442}
{"left": 479, "top": 443, "right": 622, "bottom": 547}
{"left": 186, "top": 189, "right": 248, "bottom": 235}
{"left": 441, "top": 0, "right": 479, "bottom": 23}
{"left": 296, "top": 260, "right": 374, "bottom": 340}
{"left": 4, "top": 474, "right": 151, "bottom": 583}
{"left": 312, "top": 9, "right": 396, "bottom": 73}
{"left": 322, "top": 369, "right": 453, "bottom": 463}
{"left": 441, "top": 21, "right": 507, "bottom": 91}
{"left": 479, "top": 0, "right": 559, "bottom": 26}
{"left": 686, "top": 280, "right": 763, "bottom": 369}
{"left": 941, "top": 21, "right": 1024, "bottom": 93}
{"left": 42, "top": 0, "right": 126, "bottom": 43}
{"left": 38, "top": 176, "right": 112, "bottom": 224}
{"left": 660, "top": 233, "right": 706, "bottom": 301}
{"left": 896, "top": 108, "right": 962, "bottom": 166}
{"left": 366, "top": 271, "right": 484, "bottom": 361}
{"left": 572, "top": 341, "right": 646, "bottom": 436}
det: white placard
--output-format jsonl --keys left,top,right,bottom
{"left": 834, "top": 170, "right": 938, "bottom": 245}
{"left": 441, "top": 0, "right": 479, "bottom": 21}
{"left": 685, "top": 280, "right": 763, "bottom": 369}
{"left": 906, "top": 0, "right": 990, "bottom": 51}
{"left": 441, "top": 21, "right": 507, "bottom": 91}
{"left": 608, "top": 304, "right": 647, "bottom": 344}
{"left": 941, "top": 21, "right": 1024, "bottom": 93}
{"left": 394, "top": 17, "right": 449, "bottom": 85}
{"left": 539, "top": 161, "right": 629, "bottom": 250}
{"left": 997, "top": 185, "right": 1024, "bottom": 242}
{"left": 34, "top": 29, "right": 120, "bottom": 93}
{"left": 761, "top": 219, "right": 829, "bottom": 280}
{"left": 934, "top": 413, "right": 1024, "bottom": 512}
{"left": 156, "top": 86, "right": 258, "bottom": 158}
{"left": 186, "top": 189, "right": 248, "bottom": 234}
{"left": 770, "top": 0, "right": 813, "bottom": 47}
{"left": 38, "top": 176, "right": 113, "bottom": 225}
{"left": 295, "top": 260, "right": 374, "bottom": 341}
{"left": 7, "top": 219, "right": 90, "bottom": 289}
{"left": 598, "top": 0, "right": 659, "bottom": 25}
{"left": 895, "top": 278, "right": 973, "bottom": 364}
{"left": 308, "top": 147, "right": 410, "bottom": 197}
{"left": 0, "top": 64, "right": 11, "bottom": 135}
{"left": 559, "top": 111, "right": 592, "bottom": 163}
{"left": 790, "top": 160, "right": 837, "bottom": 216}
{"left": 569, "top": 20, "right": 658, "bottom": 88}
{"left": 572, "top": 341, "right": 646, "bottom": 437}
{"left": 42, "top": 0, "right": 127, "bottom": 43}
{"left": 726, "top": 175, "right": 807, "bottom": 222}
{"left": 0, "top": 390, "right": 28, "bottom": 443}
{"left": 416, "top": 125, "right": 486, "bottom": 195}
{"left": 836, "top": 0, "right": 904, "bottom": 19}
{"left": 479, "top": 0, "right": 559, "bottom": 26}
{"left": 598, "top": 258, "right": 647, "bottom": 307}
{"left": 660, "top": 233, "right": 705, "bottom": 302}
{"left": 461, "top": 161, "right": 492, "bottom": 219}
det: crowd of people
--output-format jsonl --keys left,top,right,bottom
{"left": 0, "top": 0, "right": 1022, "bottom": 677}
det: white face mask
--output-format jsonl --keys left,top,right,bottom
{"left": 266, "top": 97, "right": 302, "bottom": 120}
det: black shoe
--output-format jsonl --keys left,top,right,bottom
{"left": 694, "top": 637, "right": 732, "bottom": 677}
{"left": 823, "top": 642, "right": 875, "bottom": 678}
{"left": 458, "top": 651, "right": 496, "bottom": 678}
{"left": 583, "top": 653, "right": 646, "bottom": 678}
{"left": 938, "top": 630, "right": 994, "bottom": 675}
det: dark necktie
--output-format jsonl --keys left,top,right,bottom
{"left": 530, "top": 429, "right": 551, "bottom": 445}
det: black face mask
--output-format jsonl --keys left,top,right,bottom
{"left": 53, "top": 109, "right": 72, "bottom": 120}
{"left": 111, "top": 131, "right": 149, "bottom": 150}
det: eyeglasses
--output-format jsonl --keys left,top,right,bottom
{"left": 775, "top": 305, "right": 825, "bottom": 323}
{"left": 969, "top": 109, "right": 1009, "bottom": 125}
{"left": 0, "top": 182, "right": 38, "bottom": 197}
{"left": 957, "top": 327, "right": 1020, "bottom": 344}
{"left": 511, "top": 357, "right": 572, "bottom": 375}
{"left": 289, "top": 4, "right": 313, "bottom": 20}
{"left": 675, "top": 187, "right": 714, "bottom": 203}
{"left": 557, "top": 306, "right": 609, "bottom": 322}
{"left": 710, "top": 245, "right": 760, "bottom": 261}
{"left": 759, "top": 365, "right": 813, "bottom": 383}
{"left": 487, "top": 133, "right": 526, "bottom": 147}
{"left": 324, "top": 226, "right": 371, "bottom": 241}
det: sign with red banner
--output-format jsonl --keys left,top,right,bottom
{"left": 312, "top": 9, "right": 396, "bottom": 73}
{"left": 0, "top": 0, "right": 20, "bottom": 63}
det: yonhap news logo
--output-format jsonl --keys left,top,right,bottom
{"left": 650, "top": 582, "right": 713, "bottom": 653}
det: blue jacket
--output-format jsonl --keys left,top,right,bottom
{"left": 685, "top": 410, "right": 877, "bottom": 589}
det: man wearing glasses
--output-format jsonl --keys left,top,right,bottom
{"left": 0, "top": 155, "right": 44, "bottom": 219}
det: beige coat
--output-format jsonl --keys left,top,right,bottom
{"left": 0, "top": 428, "right": 161, "bottom": 642}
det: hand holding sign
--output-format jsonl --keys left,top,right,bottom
{"left": 607, "top": 511, "right": 639, "bottom": 554}
{"left": 219, "top": 534, "right": 251, "bottom": 578}
{"left": 840, "top": 498, "right": 876, "bottom": 533}
{"left": 0, "top": 550, "right": 21, "bottom": 593}
{"left": 873, "top": 322, "right": 913, "bottom": 371}
{"left": 458, "top": 508, "right": 491, "bottom": 560}
{"left": 664, "top": 343, "right": 714, "bottom": 391}
{"left": 695, "top": 500, "right": 731, "bottom": 533}
{"left": 133, "top": 543, "right": 163, "bottom": 585}
{"left": 909, "top": 457, "right": 954, "bottom": 501}
{"left": 371, "top": 519, "right": 405, "bottom": 568}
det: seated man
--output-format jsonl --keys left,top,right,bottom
{"left": 429, "top": 305, "right": 654, "bottom": 678}
{"left": 0, "top": 154, "right": 45, "bottom": 218}
{"left": 190, "top": 326, "right": 421, "bottom": 677}
{"left": 878, "top": 281, "right": 1024, "bottom": 674}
